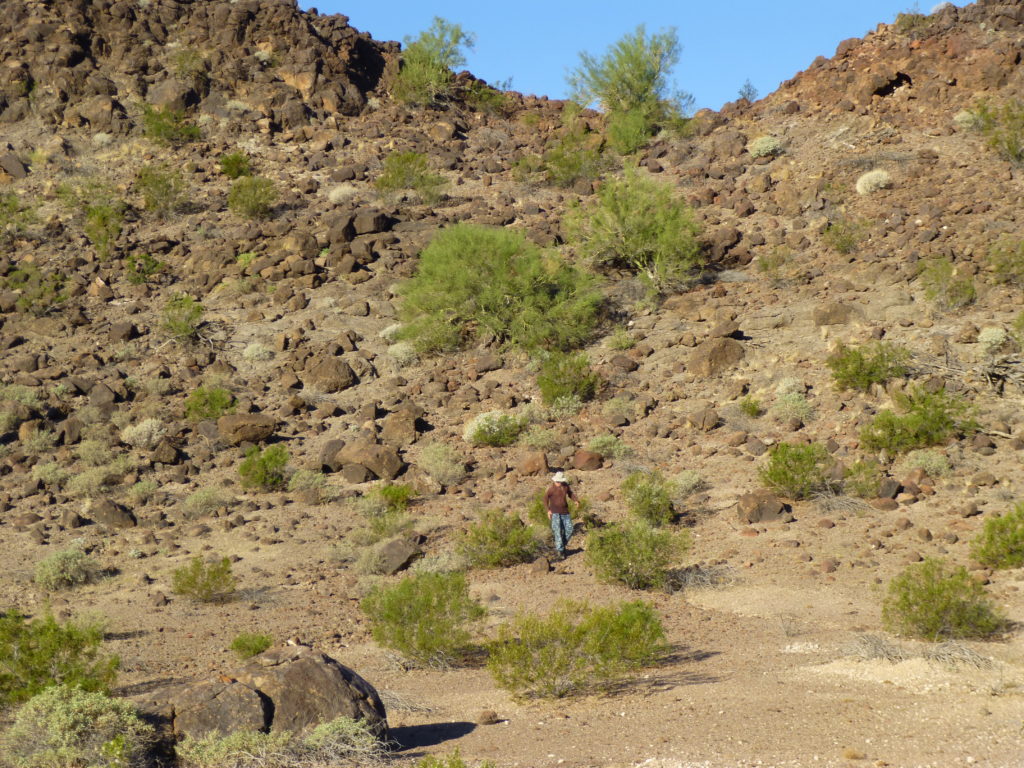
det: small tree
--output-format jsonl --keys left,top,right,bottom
{"left": 392, "top": 17, "right": 474, "bottom": 105}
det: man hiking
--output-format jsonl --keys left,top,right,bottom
{"left": 544, "top": 471, "right": 576, "bottom": 561}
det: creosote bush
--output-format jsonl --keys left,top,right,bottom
{"left": 229, "top": 632, "right": 272, "bottom": 660}
{"left": 844, "top": 459, "right": 884, "bottom": 499}
{"left": 34, "top": 548, "right": 101, "bottom": 591}
{"left": 759, "top": 442, "right": 835, "bottom": 500}
{"left": 375, "top": 151, "right": 447, "bottom": 204}
{"left": 586, "top": 434, "right": 632, "bottom": 460}
{"left": 987, "top": 236, "right": 1024, "bottom": 287}
{"left": 184, "top": 386, "right": 235, "bottom": 421}
{"left": 536, "top": 351, "right": 599, "bottom": 405}
{"left": 882, "top": 558, "right": 1006, "bottom": 640}
{"left": 621, "top": 470, "right": 676, "bottom": 526}
{"left": 586, "top": 520, "right": 688, "bottom": 590}
{"left": 219, "top": 151, "right": 252, "bottom": 179}
{"left": 141, "top": 104, "right": 200, "bottom": 145}
{"left": 239, "top": 444, "right": 289, "bottom": 490}
{"left": 353, "top": 483, "right": 416, "bottom": 540}
{"left": 417, "top": 442, "right": 467, "bottom": 487}
{"left": 971, "top": 502, "right": 1024, "bottom": 569}
{"left": 826, "top": 341, "right": 910, "bottom": 391}
{"left": 171, "top": 556, "right": 236, "bottom": 603}
{"left": 228, "top": 176, "right": 277, "bottom": 219}
{"left": 974, "top": 98, "right": 1024, "bottom": 165}
{"left": 487, "top": 599, "right": 668, "bottom": 698}
{"left": 919, "top": 256, "right": 976, "bottom": 310}
{"left": 361, "top": 572, "right": 485, "bottom": 667}
{"left": 398, "top": 223, "right": 602, "bottom": 354}
{"left": 463, "top": 410, "right": 527, "bottom": 447}
{"left": 458, "top": 509, "right": 539, "bottom": 568}
{"left": 162, "top": 293, "right": 204, "bottom": 341}
{"left": 860, "top": 386, "right": 975, "bottom": 456}
{"left": 392, "top": 17, "right": 474, "bottom": 105}
{"left": 822, "top": 216, "right": 864, "bottom": 255}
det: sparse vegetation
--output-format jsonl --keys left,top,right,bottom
{"left": 586, "top": 520, "right": 688, "bottom": 590}
{"left": 844, "top": 459, "right": 884, "bottom": 499}
{"left": 120, "top": 418, "right": 166, "bottom": 450}
{"left": 536, "top": 351, "right": 599, "bottom": 405}
{"left": 184, "top": 385, "right": 235, "bottom": 421}
{"left": 238, "top": 444, "right": 289, "bottom": 490}
{"left": 229, "top": 632, "right": 272, "bottom": 660}
{"left": 738, "top": 396, "right": 763, "bottom": 418}
{"left": 860, "top": 386, "right": 975, "bottom": 456}
{"left": 971, "top": 502, "right": 1024, "bottom": 569}
{"left": 855, "top": 168, "right": 892, "bottom": 195}
{"left": 219, "top": 151, "right": 252, "bottom": 179}
{"left": 458, "top": 509, "right": 539, "bottom": 568}
{"left": 463, "top": 410, "right": 527, "bottom": 447}
{"left": 171, "top": 556, "right": 236, "bottom": 603}
{"left": 822, "top": 216, "right": 865, "bottom": 254}
{"left": 228, "top": 176, "right": 277, "bottom": 219}
{"left": 183, "top": 488, "right": 229, "bottom": 518}
{"left": 417, "top": 442, "right": 467, "bottom": 486}
{"left": 0, "top": 191, "right": 35, "bottom": 244}
{"left": 392, "top": 17, "right": 474, "bottom": 105}
{"left": 136, "top": 162, "right": 185, "bottom": 217}
{"left": 759, "top": 442, "right": 835, "bottom": 500}
{"left": 586, "top": 434, "right": 632, "bottom": 460}
{"left": 141, "top": 103, "right": 200, "bottom": 145}
{"left": 748, "top": 135, "right": 781, "bottom": 158}
{"left": 162, "top": 293, "right": 204, "bottom": 342}
{"left": 353, "top": 483, "right": 416, "bottom": 540}
{"left": 826, "top": 341, "right": 910, "bottom": 391}
{"left": 34, "top": 549, "right": 101, "bottom": 591}
{"left": 987, "top": 236, "right": 1024, "bottom": 286}
{"left": 919, "top": 256, "right": 976, "bottom": 310}
{"left": 376, "top": 151, "right": 446, "bottom": 203}
{"left": 974, "top": 98, "right": 1024, "bottom": 165}
{"left": 124, "top": 252, "right": 166, "bottom": 284}
{"left": 1, "top": 263, "right": 67, "bottom": 315}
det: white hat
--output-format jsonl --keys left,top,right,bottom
{"left": 551, "top": 471, "right": 567, "bottom": 483}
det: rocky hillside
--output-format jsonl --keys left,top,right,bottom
{"left": 1, "top": 0, "right": 1024, "bottom": 766}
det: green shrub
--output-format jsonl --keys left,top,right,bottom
{"left": 1, "top": 685, "right": 154, "bottom": 768}
{"left": 738, "top": 396, "right": 763, "bottom": 418}
{"left": 759, "top": 442, "right": 835, "bottom": 500}
{"left": 183, "top": 488, "right": 229, "bottom": 518}
{"left": 136, "top": 163, "right": 185, "bottom": 218}
{"left": 622, "top": 470, "right": 676, "bottom": 526}
{"left": 487, "top": 599, "right": 668, "bottom": 698}
{"left": 2, "top": 263, "right": 67, "bottom": 315}
{"left": 219, "top": 151, "right": 252, "bottom": 179}
{"left": 769, "top": 392, "right": 813, "bottom": 423}
{"left": 537, "top": 351, "right": 599, "bottom": 405}
{"left": 986, "top": 236, "right": 1024, "bottom": 286}
{"left": 756, "top": 246, "right": 789, "bottom": 286}
{"left": 84, "top": 202, "right": 125, "bottom": 260}
{"left": 34, "top": 549, "right": 101, "bottom": 591}
{"left": 748, "top": 135, "right": 782, "bottom": 158}
{"left": 459, "top": 509, "right": 539, "bottom": 568}
{"left": 463, "top": 410, "right": 527, "bottom": 447}
{"left": 0, "top": 611, "right": 119, "bottom": 707}
{"left": 586, "top": 520, "right": 688, "bottom": 590}
{"left": 606, "top": 327, "right": 636, "bottom": 350}
{"left": 392, "top": 17, "right": 474, "bottom": 105}
{"left": 353, "top": 483, "right": 416, "bottom": 540}
{"left": 586, "top": 434, "right": 632, "bottom": 459}
{"left": 463, "top": 80, "right": 511, "bottom": 115}
{"left": 860, "top": 386, "right": 975, "bottom": 455}
{"left": 606, "top": 108, "right": 652, "bottom": 155}
{"left": 972, "top": 502, "right": 1024, "bottom": 569}
{"left": 541, "top": 124, "right": 606, "bottom": 188}
{"left": 894, "top": 9, "right": 931, "bottom": 36}
{"left": 882, "top": 558, "right": 1006, "bottom": 640}
{"left": 120, "top": 418, "right": 166, "bottom": 450}
{"left": 919, "top": 256, "right": 976, "bottom": 310}
{"left": 361, "top": 572, "right": 485, "bottom": 667}
{"left": 124, "top": 252, "right": 166, "bottom": 284}
{"left": 77, "top": 438, "right": 112, "bottom": 466}
{"left": 844, "top": 459, "right": 884, "bottom": 499}
{"left": 0, "top": 192, "right": 35, "bottom": 245}
{"left": 974, "top": 98, "right": 1024, "bottom": 165}
{"left": 826, "top": 341, "right": 910, "bottom": 392}
{"left": 229, "top": 632, "right": 272, "bottom": 660}
{"left": 397, "top": 223, "right": 602, "bottom": 354}
{"left": 162, "top": 293, "right": 204, "bottom": 342}
{"left": 171, "top": 47, "right": 209, "bottom": 88}
{"left": 822, "top": 216, "right": 864, "bottom": 254}
{"left": 228, "top": 176, "right": 276, "bottom": 219}
{"left": 417, "top": 442, "right": 467, "bottom": 486}
{"left": 239, "top": 444, "right": 289, "bottom": 490}
{"left": 568, "top": 168, "right": 703, "bottom": 293}
{"left": 375, "top": 151, "right": 446, "bottom": 204}
{"left": 184, "top": 386, "right": 235, "bottom": 421}
{"left": 286, "top": 469, "right": 335, "bottom": 504}
{"left": 171, "top": 556, "right": 236, "bottom": 603}
{"left": 141, "top": 103, "right": 200, "bottom": 145}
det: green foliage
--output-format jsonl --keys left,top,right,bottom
{"left": 34, "top": 549, "right": 101, "bottom": 591}
{"left": 738, "top": 396, "right": 763, "bottom": 418}
{"left": 171, "top": 47, "right": 209, "bottom": 88}
{"left": 882, "top": 558, "right": 1006, "bottom": 640}
{"left": 239, "top": 444, "right": 289, "bottom": 491}
{"left": 541, "top": 124, "right": 606, "bottom": 188}
{"left": 860, "top": 386, "right": 975, "bottom": 456}
{"left": 361, "top": 572, "right": 485, "bottom": 667}
{"left": 822, "top": 216, "right": 865, "bottom": 254}
{"left": 229, "top": 632, "right": 272, "bottom": 660}
{"left": 135, "top": 163, "right": 185, "bottom": 218}
{"left": 219, "top": 151, "right": 252, "bottom": 179}
{"left": 392, "top": 17, "right": 474, "bottom": 105}
{"left": 162, "top": 293, "right": 204, "bottom": 341}
{"left": 894, "top": 8, "right": 931, "bottom": 37}
{"left": 171, "top": 556, "right": 236, "bottom": 603}
{"left": 537, "top": 351, "right": 599, "bottom": 405}
{"left": 83, "top": 203, "right": 125, "bottom": 260}
{"left": 607, "top": 108, "right": 652, "bottom": 155}
{"left": 756, "top": 246, "right": 790, "bottom": 286}
{"left": 986, "top": 236, "right": 1024, "bottom": 286}
{"left": 417, "top": 751, "right": 496, "bottom": 768}
{"left": 568, "top": 169, "right": 703, "bottom": 293}
{"left": 569, "top": 24, "right": 691, "bottom": 132}
{"left": 919, "top": 256, "right": 976, "bottom": 310}
{"left": 586, "top": 520, "right": 688, "bottom": 590}
{"left": 826, "top": 341, "right": 910, "bottom": 392}
{"left": 1, "top": 685, "right": 153, "bottom": 768}
{"left": 622, "top": 470, "right": 676, "bottom": 526}
{"left": 0, "top": 611, "right": 119, "bottom": 708}
{"left": 586, "top": 434, "right": 632, "bottom": 459}
{"left": 124, "top": 252, "right": 166, "bottom": 284}
{"left": 417, "top": 442, "right": 467, "bottom": 487}
{"left": 463, "top": 411, "right": 527, "bottom": 447}
{"left": 375, "top": 151, "right": 446, "bottom": 203}
{"left": 459, "top": 509, "right": 539, "bottom": 568}
{"left": 844, "top": 459, "right": 884, "bottom": 499}
{"left": 398, "top": 223, "right": 602, "bottom": 354}
{"left": 0, "top": 192, "right": 35, "bottom": 244}
{"left": 758, "top": 442, "right": 835, "bottom": 500}
{"left": 748, "top": 135, "right": 782, "bottom": 158}
{"left": 141, "top": 103, "right": 200, "bottom": 145}
{"left": 769, "top": 392, "right": 813, "bottom": 424}
{"left": 487, "top": 599, "right": 668, "bottom": 698}
{"left": 1, "top": 263, "right": 67, "bottom": 315}
{"left": 184, "top": 386, "right": 235, "bottom": 421}
{"left": 971, "top": 502, "right": 1024, "bottom": 569}
{"left": 738, "top": 78, "right": 759, "bottom": 101}
{"left": 974, "top": 98, "right": 1024, "bottom": 165}
{"left": 228, "top": 176, "right": 277, "bottom": 219}
{"left": 607, "top": 327, "right": 636, "bottom": 350}
{"left": 463, "top": 80, "right": 511, "bottom": 115}
{"left": 354, "top": 483, "right": 416, "bottom": 540}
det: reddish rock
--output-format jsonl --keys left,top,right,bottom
{"left": 572, "top": 450, "right": 603, "bottom": 471}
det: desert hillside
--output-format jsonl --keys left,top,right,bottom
{"left": 1, "top": 1, "right": 1023, "bottom": 767}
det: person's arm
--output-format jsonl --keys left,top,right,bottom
{"left": 544, "top": 486, "right": 553, "bottom": 518}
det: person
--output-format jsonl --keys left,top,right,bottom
{"left": 544, "top": 471, "right": 576, "bottom": 561}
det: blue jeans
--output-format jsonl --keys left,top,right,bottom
{"left": 550, "top": 513, "right": 573, "bottom": 554}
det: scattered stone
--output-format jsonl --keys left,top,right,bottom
{"left": 217, "top": 414, "right": 277, "bottom": 445}
{"left": 736, "top": 490, "right": 787, "bottom": 523}
{"left": 571, "top": 450, "right": 603, "bottom": 471}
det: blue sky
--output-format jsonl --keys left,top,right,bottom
{"left": 304, "top": 2, "right": 965, "bottom": 111}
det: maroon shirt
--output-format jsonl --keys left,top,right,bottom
{"left": 544, "top": 482, "right": 575, "bottom": 515}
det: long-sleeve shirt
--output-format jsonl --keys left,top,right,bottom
{"left": 544, "top": 482, "right": 575, "bottom": 515}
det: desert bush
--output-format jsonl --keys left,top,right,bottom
{"left": 1, "top": 263, "right": 67, "bottom": 315}
{"left": 0, "top": 611, "right": 119, "bottom": 707}
{"left": 919, "top": 256, "right": 976, "bottom": 310}
{"left": 0, "top": 191, "right": 35, "bottom": 244}
{"left": 971, "top": 502, "right": 1024, "bottom": 569}
{"left": 229, "top": 632, "right": 272, "bottom": 660}
{"left": 568, "top": 169, "right": 703, "bottom": 293}
{"left": 76, "top": 438, "right": 113, "bottom": 467}
{"left": 769, "top": 392, "right": 814, "bottom": 423}
{"left": 136, "top": 163, "right": 185, "bottom": 218}
{"left": 860, "top": 386, "right": 975, "bottom": 455}
{"left": 184, "top": 385, "right": 234, "bottom": 421}
{"left": 353, "top": 483, "right": 416, "bottom": 540}
{"left": 974, "top": 98, "right": 1024, "bottom": 165}
{"left": 748, "top": 135, "right": 781, "bottom": 158}
{"left": 1, "top": 685, "right": 153, "bottom": 768}
{"left": 978, "top": 326, "right": 1010, "bottom": 355}
{"left": 822, "top": 216, "right": 864, "bottom": 254}
{"left": 855, "top": 168, "right": 892, "bottom": 195}
{"left": 882, "top": 558, "right": 1006, "bottom": 640}
{"left": 607, "top": 108, "right": 651, "bottom": 155}
{"left": 464, "top": 79, "right": 511, "bottom": 115}
{"left": 120, "top": 418, "right": 166, "bottom": 450}
{"left": 621, "top": 470, "right": 676, "bottom": 525}
{"left": 31, "top": 461, "right": 69, "bottom": 488}
{"left": 171, "top": 556, "right": 236, "bottom": 603}
{"left": 986, "top": 236, "right": 1024, "bottom": 286}
{"left": 219, "top": 151, "right": 252, "bottom": 179}
{"left": 392, "top": 17, "right": 474, "bottom": 105}
{"left": 65, "top": 467, "right": 119, "bottom": 499}
{"left": 755, "top": 246, "right": 790, "bottom": 286}
{"left": 536, "top": 351, "right": 599, "bottom": 405}
{"left": 586, "top": 520, "right": 688, "bottom": 590}
{"left": 894, "top": 8, "right": 931, "bottom": 36}
{"left": 606, "top": 327, "right": 636, "bottom": 350}
{"left": 228, "top": 176, "right": 276, "bottom": 219}
{"left": 375, "top": 151, "right": 446, "bottom": 204}
{"left": 418, "top": 751, "right": 495, "bottom": 768}
{"left": 242, "top": 342, "right": 274, "bottom": 362}
{"left": 673, "top": 469, "right": 705, "bottom": 499}
{"left": 239, "top": 444, "right": 289, "bottom": 490}
{"left": 463, "top": 410, "right": 527, "bottom": 447}
{"left": 124, "top": 252, "right": 166, "bottom": 284}
{"left": 417, "top": 442, "right": 467, "bottom": 486}
{"left": 128, "top": 479, "right": 159, "bottom": 505}
{"left": 738, "top": 396, "right": 763, "bottom": 418}
{"left": 397, "top": 223, "right": 602, "bottom": 354}
{"left": 141, "top": 103, "right": 200, "bottom": 144}
{"left": 587, "top": 434, "right": 632, "bottom": 459}
{"left": 183, "top": 488, "right": 229, "bottom": 518}
{"left": 844, "top": 459, "right": 884, "bottom": 498}
{"left": 34, "top": 549, "right": 101, "bottom": 591}
{"left": 541, "top": 125, "right": 606, "bottom": 188}
{"left": 522, "top": 426, "right": 560, "bottom": 452}
{"left": 162, "top": 293, "right": 204, "bottom": 342}
{"left": 459, "top": 509, "right": 539, "bottom": 568}
{"left": 361, "top": 572, "right": 485, "bottom": 667}
{"left": 759, "top": 442, "right": 835, "bottom": 500}
{"left": 286, "top": 469, "right": 335, "bottom": 504}
{"left": 487, "top": 599, "right": 668, "bottom": 698}
{"left": 84, "top": 202, "right": 124, "bottom": 260}
{"left": 826, "top": 341, "right": 910, "bottom": 391}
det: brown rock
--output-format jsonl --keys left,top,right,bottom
{"left": 87, "top": 499, "right": 136, "bottom": 529}
{"left": 304, "top": 358, "right": 357, "bottom": 393}
{"left": 736, "top": 490, "right": 787, "bottom": 523}
{"left": 517, "top": 451, "right": 549, "bottom": 476}
{"left": 572, "top": 450, "right": 603, "bottom": 471}
{"left": 374, "top": 537, "right": 422, "bottom": 575}
{"left": 170, "top": 679, "right": 267, "bottom": 739}
{"left": 812, "top": 302, "right": 858, "bottom": 326}
{"left": 217, "top": 414, "right": 277, "bottom": 445}
{"left": 338, "top": 441, "right": 404, "bottom": 481}
{"left": 689, "top": 338, "right": 745, "bottom": 377}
